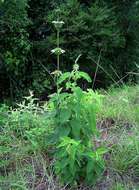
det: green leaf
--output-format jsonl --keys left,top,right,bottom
{"left": 78, "top": 72, "right": 92, "bottom": 82}
{"left": 83, "top": 151, "right": 96, "bottom": 159}
{"left": 85, "top": 159, "right": 95, "bottom": 184}
{"left": 59, "top": 108, "right": 71, "bottom": 123}
{"left": 58, "top": 72, "right": 71, "bottom": 84}
{"left": 70, "top": 119, "right": 81, "bottom": 139}
{"left": 96, "top": 147, "right": 108, "bottom": 155}
{"left": 58, "top": 126, "right": 71, "bottom": 138}
{"left": 86, "top": 104, "right": 98, "bottom": 135}
{"left": 54, "top": 149, "right": 67, "bottom": 159}
{"left": 69, "top": 146, "right": 77, "bottom": 176}
{"left": 74, "top": 87, "right": 83, "bottom": 101}
{"left": 58, "top": 137, "right": 71, "bottom": 148}
{"left": 86, "top": 159, "right": 94, "bottom": 174}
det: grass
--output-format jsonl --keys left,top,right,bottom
{"left": 0, "top": 85, "right": 139, "bottom": 190}
{"left": 99, "top": 85, "right": 139, "bottom": 124}
{"left": 97, "top": 85, "right": 139, "bottom": 189}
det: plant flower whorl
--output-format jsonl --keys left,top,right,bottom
{"left": 52, "top": 21, "right": 64, "bottom": 30}
{"left": 51, "top": 48, "right": 65, "bottom": 55}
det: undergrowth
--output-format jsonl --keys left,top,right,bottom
{"left": 0, "top": 84, "right": 139, "bottom": 189}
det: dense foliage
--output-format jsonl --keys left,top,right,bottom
{"left": 0, "top": 0, "right": 31, "bottom": 100}
{"left": 0, "top": 0, "right": 139, "bottom": 100}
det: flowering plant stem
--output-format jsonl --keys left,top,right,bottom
{"left": 52, "top": 19, "right": 65, "bottom": 112}
{"left": 57, "top": 28, "right": 60, "bottom": 94}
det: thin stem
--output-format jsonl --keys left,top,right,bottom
{"left": 56, "top": 29, "right": 60, "bottom": 94}
{"left": 92, "top": 49, "right": 102, "bottom": 89}
{"left": 57, "top": 29, "right": 60, "bottom": 70}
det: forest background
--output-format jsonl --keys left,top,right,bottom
{"left": 0, "top": 0, "right": 139, "bottom": 102}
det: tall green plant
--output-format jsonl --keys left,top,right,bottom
{"left": 47, "top": 17, "right": 106, "bottom": 186}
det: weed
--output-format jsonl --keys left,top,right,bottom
{"left": 45, "top": 17, "right": 107, "bottom": 186}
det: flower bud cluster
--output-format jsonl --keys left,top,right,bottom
{"left": 51, "top": 48, "right": 65, "bottom": 55}
{"left": 52, "top": 21, "right": 64, "bottom": 30}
